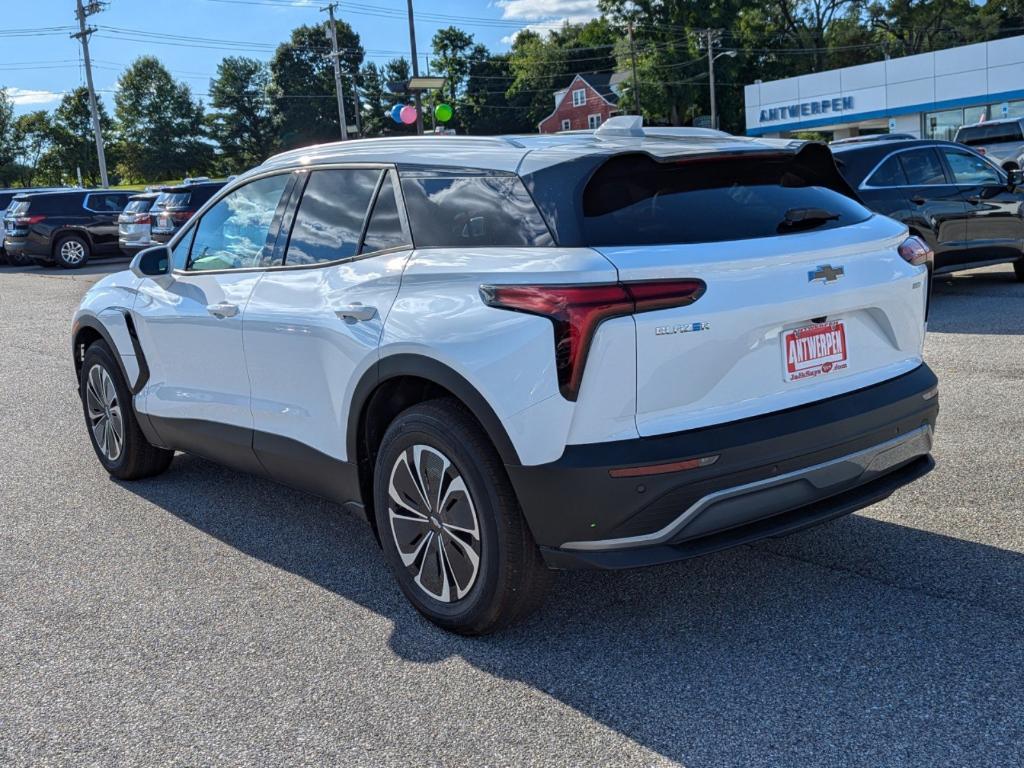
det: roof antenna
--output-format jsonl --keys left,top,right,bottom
{"left": 595, "top": 115, "right": 644, "bottom": 138}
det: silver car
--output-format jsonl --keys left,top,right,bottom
{"left": 954, "top": 117, "right": 1024, "bottom": 171}
{"left": 117, "top": 193, "right": 161, "bottom": 256}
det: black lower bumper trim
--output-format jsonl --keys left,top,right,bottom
{"left": 540, "top": 454, "right": 934, "bottom": 570}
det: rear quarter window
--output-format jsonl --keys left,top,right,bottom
{"left": 580, "top": 153, "right": 871, "bottom": 246}
{"left": 400, "top": 173, "right": 554, "bottom": 247}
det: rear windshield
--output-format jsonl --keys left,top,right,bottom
{"left": 400, "top": 173, "right": 554, "bottom": 247}
{"left": 8, "top": 201, "right": 30, "bottom": 216}
{"left": 956, "top": 122, "right": 1023, "bottom": 146}
{"left": 581, "top": 152, "right": 871, "bottom": 246}
{"left": 156, "top": 192, "right": 191, "bottom": 209}
{"left": 123, "top": 199, "right": 154, "bottom": 213}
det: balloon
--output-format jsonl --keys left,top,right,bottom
{"left": 390, "top": 104, "right": 404, "bottom": 123}
{"left": 400, "top": 105, "right": 418, "bottom": 125}
{"left": 435, "top": 103, "right": 453, "bottom": 123}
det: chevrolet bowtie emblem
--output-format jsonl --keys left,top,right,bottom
{"left": 808, "top": 264, "right": 844, "bottom": 283}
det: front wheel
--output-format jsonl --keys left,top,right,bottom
{"left": 373, "top": 399, "right": 551, "bottom": 635}
{"left": 80, "top": 340, "right": 174, "bottom": 480}
{"left": 55, "top": 234, "right": 90, "bottom": 269}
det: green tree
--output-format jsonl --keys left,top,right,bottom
{"left": 208, "top": 56, "right": 277, "bottom": 172}
{"left": 0, "top": 88, "right": 19, "bottom": 184}
{"left": 431, "top": 26, "right": 475, "bottom": 130}
{"left": 358, "top": 62, "right": 388, "bottom": 137}
{"left": 868, "top": 0, "right": 991, "bottom": 55}
{"left": 114, "top": 56, "right": 212, "bottom": 182}
{"left": 269, "top": 22, "right": 364, "bottom": 149}
{"left": 463, "top": 48, "right": 531, "bottom": 134}
{"left": 39, "top": 87, "right": 113, "bottom": 186}
{"left": 382, "top": 57, "right": 415, "bottom": 134}
{"left": 13, "top": 110, "right": 52, "bottom": 186}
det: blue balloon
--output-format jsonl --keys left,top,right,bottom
{"left": 390, "top": 104, "right": 404, "bottom": 124}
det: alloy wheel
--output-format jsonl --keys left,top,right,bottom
{"left": 85, "top": 364, "right": 124, "bottom": 462}
{"left": 60, "top": 240, "right": 86, "bottom": 265}
{"left": 387, "top": 444, "right": 482, "bottom": 603}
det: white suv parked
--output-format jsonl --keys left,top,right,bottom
{"left": 72, "top": 118, "right": 939, "bottom": 634}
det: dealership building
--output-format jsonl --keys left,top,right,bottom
{"left": 744, "top": 34, "right": 1024, "bottom": 140}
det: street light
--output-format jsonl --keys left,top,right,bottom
{"left": 709, "top": 48, "right": 736, "bottom": 130}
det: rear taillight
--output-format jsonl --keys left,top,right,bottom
{"left": 480, "top": 279, "right": 706, "bottom": 401}
{"left": 137, "top": 213, "right": 151, "bottom": 225}
{"left": 171, "top": 209, "right": 193, "bottom": 223}
{"left": 13, "top": 214, "right": 45, "bottom": 226}
{"left": 898, "top": 236, "right": 932, "bottom": 267}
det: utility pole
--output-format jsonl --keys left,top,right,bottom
{"left": 321, "top": 2, "right": 349, "bottom": 141}
{"left": 627, "top": 20, "right": 640, "bottom": 116}
{"left": 406, "top": 0, "right": 423, "bottom": 135}
{"left": 72, "top": 0, "right": 108, "bottom": 188}
{"left": 699, "top": 29, "right": 733, "bottom": 130}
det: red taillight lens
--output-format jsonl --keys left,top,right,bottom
{"left": 172, "top": 209, "right": 193, "bottom": 223}
{"left": 898, "top": 235, "right": 932, "bottom": 267}
{"left": 137, "top": 213, "right": 151, "bottom": 225}
{"left": 480, "top": 279, "right": 706, "bottom": 401}
{"left": 14, "top": 214, "right": 45, "bottom": 226}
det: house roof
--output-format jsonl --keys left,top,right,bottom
{"left": 576, "top": 72, "right": 619, "bottom": 105}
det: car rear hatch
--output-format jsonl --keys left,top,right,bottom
{"left": 152, "top": 190, "right": 193, "bottom": 235}
{"left": 580, "top": 148, "right": 929, "bottom": 437}
{"left": 119, "top": 198, "right": 154, "bottom": 239}
{"left": 4, "top": 200, "right": 34, "bottom": 238}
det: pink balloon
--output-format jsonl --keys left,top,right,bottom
{"left": 400, "top": 105, "right": 417, "bottom": 125}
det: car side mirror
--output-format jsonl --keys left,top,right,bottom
{"left": 1008, "top": 168, "right": 1023, "bottom": 189}
{"left": 130, "top": 245, "right": 173, "bottom": 286}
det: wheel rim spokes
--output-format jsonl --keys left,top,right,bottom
{"left": 85, "top": 364, "right": 123, "bottom": 462}
{"left": 388, "top": 444, "right": 481, "bottom": 603}
{"left": 62, "top": 241, "right": 84, "bottom": 263}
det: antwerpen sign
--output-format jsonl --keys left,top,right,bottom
{"left": 760, "top": 96, "right": 854, "bottom": 123}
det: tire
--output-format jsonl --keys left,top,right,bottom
{"left": 55, "top": 233, "right": 90, "bottom": 269}
{"left": 80, "top": 340, "right": 174, "bottom": 480}
{"left": 373, "top": 399, "right": 551, "bottom": 635}
{"left": 1015, "top": 259, "right": 1024, "bottom": 282}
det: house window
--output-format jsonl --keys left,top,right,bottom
{"left": 560, "top": 119, "right": 571, "bottom": 131}
{"left": 588, "top": 114, "right": 602, "bottom": 129}
{"left": 572, "top": 88, "right": 586, "bottom": 107}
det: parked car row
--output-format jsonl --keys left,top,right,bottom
{"left": 1, "top": 179, "right": 227, "bottom": 269}
{"left": 830, "top": 135, "right": 1024, "bottom": 281}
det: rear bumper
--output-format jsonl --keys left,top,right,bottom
{"left": 506, "top": 364, "right": 939, "bottom": 570}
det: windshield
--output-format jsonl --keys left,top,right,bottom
{"left": 155, "top": 192, "right": 191, "bottom": 209}
{"left": 124, "top": 199, "right": 153, "bottom": 213}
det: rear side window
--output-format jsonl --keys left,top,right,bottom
{"left": 400, "top": 173, "right": 554, "bottom": 247}
{"left": 86, "top": 193, "right": 128, "bottom": 212}
{"left": 943, "top": 149, "right": 1003, "bottom": 185}
{"left": 864, "top": 154, "right": 908, "bottom": 187}
{"left": 898, "top": 149, "right": 947, "bottom": 185}
{"left": 361, "top": 171, "right": 408, "bottom": 254}
{"left": 284, "top": 168, "right": 380, "bottom": 265}
{"left": 581, "top": 153, "right": 871, "bottom": 246}
{"left": 957, "top": 122, "right": 1023, "bottom": 146}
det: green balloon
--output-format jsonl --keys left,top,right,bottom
{"left": 435, "top": 103, "right": 453, "bottom": 123}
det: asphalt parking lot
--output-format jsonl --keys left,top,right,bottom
{"left": 2, "top": 258, "right": 1022, "bottom": 767}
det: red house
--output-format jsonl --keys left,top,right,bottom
{"left": 538, "top": 72, "right": 623, "bottom": 134}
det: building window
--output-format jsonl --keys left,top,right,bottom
{"left": 572, "top": 88, "right": 586, "bottom": 107}
{"left": 1004, "top": 100, "right": 1024, "bottom": 119}
{"left": 588, "top": 114, "right": 602, "bottom": 129}
{"left": 924, "top": 108, "right": 966, "bottom": 141}
{"left": 560, "top": 119, "right": 571, "bottom": 131}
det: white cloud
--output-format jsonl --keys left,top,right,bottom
{"left": 500, "top": 14, "right": 601, "bottom": 44}
{"left": 7, "top": 88, "right": 63, "bottom": 106}
{"left": 496, "top": 0, "right": 599, "bottom": 21}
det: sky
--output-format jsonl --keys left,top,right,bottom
{"left": 1, "top": 0, "right": 602, "bottom": 114}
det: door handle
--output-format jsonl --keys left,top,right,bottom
{"left": 966, "top": 195, "right": 982, "bottom": 205}
{"left": 335, "top": 303, "right": 377, "bottom": 322}
{"left": 206, "top": 302, "right": 239, "bottom": 319}
{"left": 910, "top": 196, "right": 927, "bottom": 205}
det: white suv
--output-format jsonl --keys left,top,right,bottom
{"left": 72, "top": 118, "right": 939, "bottom": 634}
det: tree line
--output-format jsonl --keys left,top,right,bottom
{"left": 1, "top": 0, "right": 1021, "bottom": 187}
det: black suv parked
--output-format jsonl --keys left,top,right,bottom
{"left": 150, "top": 180, "right": 227, "bottom": 244}
{"left": 0, "top": 188, "right": 68, "bottom": 265}
{"left": 832, "top": 138, "right": 1024, "bottom": 279}
{"left": 4, "top": 189, "right": 133, "bottom": 268}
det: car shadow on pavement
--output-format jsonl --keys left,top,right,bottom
{"left": 928, "top": 266, "right": 1024, "bottom": 335}
{"left": 123, "top": 453, "right": 1024, "bottom": 767}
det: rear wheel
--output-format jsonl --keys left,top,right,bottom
{"left": 373, "top": 399, "right": 551, "bottom": 635}
{"left": 55, "top": 234, "right": 90, "bottom": 269}
{"left": 80, "top": 340, "right": 174, "bottom": 480}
